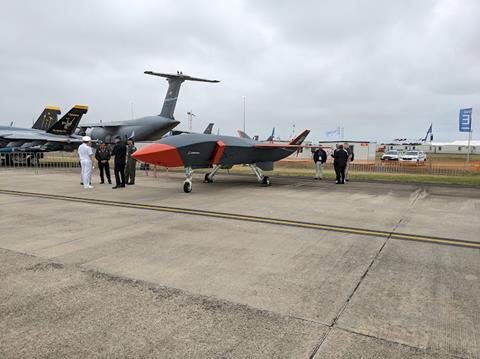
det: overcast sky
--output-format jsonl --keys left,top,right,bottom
{"left": 1, "top": 0, "right": 479, "bottom": 142}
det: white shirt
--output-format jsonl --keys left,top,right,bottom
{"left": 78, "top": 143, "right": 93, "bottom": 162}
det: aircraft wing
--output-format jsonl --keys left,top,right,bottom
{"left": 1, "top": 132, "right": 82, "bottom": 143}
{"left": 78, "top": 122, "right": 124, "bottom": 128}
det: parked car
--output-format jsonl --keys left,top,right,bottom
{"left": 399, "top": 151, "right": 427, "bottom": 164}
{"left": 381, "top": 150, "right": 402, "bottom": 161}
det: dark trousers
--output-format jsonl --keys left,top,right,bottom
{"left": 114, "top": 164, "right": 125, "bottom": 186}
{"left": 98, "top": 161, "right": 111, "bottom": 183}
{"left": 334, "top": 163, "right": 346, "bottom": 183}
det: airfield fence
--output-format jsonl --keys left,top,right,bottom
{"left": 0, "top": 151, "right": 479, "bottom": 177}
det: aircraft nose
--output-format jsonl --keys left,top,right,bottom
{"left": 132, "top": 143, "right": 184, "bottom": 167}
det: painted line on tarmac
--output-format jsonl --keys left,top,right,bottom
{"left": 1, "top": 189, "right": 479, "bottom": 249}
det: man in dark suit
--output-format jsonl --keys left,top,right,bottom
{"left": 111, "top": 136, "right": 127, "bottom": 189}
{"left": 313, "top": 146, "right": 327, "bottom": 180}
{"left": 332, "top": 144, "right": 349, "bottom": 184}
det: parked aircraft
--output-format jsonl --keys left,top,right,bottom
{"left": 132, "top": 128, "right": 310, "bottom": 193}
{"left": 0, "top": 105, "right": 88, "bottom": 155}
{"left": 77, "top": 71, "right": 219, "bottom": 143}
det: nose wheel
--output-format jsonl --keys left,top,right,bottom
{"left": 183, "top": 166, "right": 193, "bottom": 193}
{"left": 183, "top": 180, "right": 192, "bottom": 193}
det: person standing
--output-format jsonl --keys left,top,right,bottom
{"left": 111, "top": 136, "right": 127, "bottom": 189}
{"left": 344, "top": 143, "right": 354, "bottom": 182}
{"left": 95, "top": 141, "right": 112, "bottom": 184}
{"left": 313, "top": 146, "right": 327, "bottom": 180}
{"left": 125, "top": 137, "right": 137, "bottom": 185}
{"left": 332, "top": 144, "right": 349, "bottom": 184}
{"left": 78, "top": 136, "right": 94, "bottom": 189}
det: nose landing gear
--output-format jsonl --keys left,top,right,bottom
{"left": 183, "top": 167, "right": 193, "bottom": 193}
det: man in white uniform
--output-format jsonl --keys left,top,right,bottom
{"left": 78, "top": 136, "right": 94, "bottom": 189}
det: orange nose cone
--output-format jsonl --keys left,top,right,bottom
{"left": 132, "top": 143, "right": 184, "bottom": 167}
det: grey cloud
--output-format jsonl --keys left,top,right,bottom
{"left": 1, "top": 0, "right": 478, "bottom": 142}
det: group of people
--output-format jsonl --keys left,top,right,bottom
{"left": 77, "top": 136, "right": 137, "bottom": 189}
{"left": 312, "top": 143, "right": 354, "bottom": 184}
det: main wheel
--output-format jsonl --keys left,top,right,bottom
{"left": 183, "top": 180, "right": 192, "bottom": 193}
{"left": 204, "top": 173, "right": 213, "bottom": 183}
{"left": 262, "top": 176, "right": 271, "bottom": 186}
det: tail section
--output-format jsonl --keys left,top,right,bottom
{"left": 266, "top": 127, "right": 275, "bottom": 142}
{"left": 46, "top": 105, "right": 88, "bottom": 135}
{"left": 288, "top": 129, "right": 310, "bottom": 145}
{"left": 203, "top": 123, "right": 214, "bottom": 134}
{"left": 237, "top": 129, "right": 251, "bottom": 139}
{"left": 144, "top": 71, "right": 219, "bottom": 120}
{"left": 32, "top": 106, "right": 61, "bottom": 130}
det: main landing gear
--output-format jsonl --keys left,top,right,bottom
{"left": 204, "top": 164, "right": 222, "bottom": 183}
{"left": 249, "top": 164, "right": 271, "bottom": 186}
{"left": 183, "top": 167, "right": 193, "bottom": 193}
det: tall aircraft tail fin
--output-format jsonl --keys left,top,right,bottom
{"left": 46, "top": 105, "right": 88, "bottom": 135}
{"left": 144, "top": 71, "right": 219, "bottom": 120}
{"left": 32, "top": 106, "right": 61, "bottom": 130}
{"left": 203, "top": 123, "right": 214, "bottom": 134}
{"left": 266, "top": 127, "right": 275, "bottom": 142}
{"left": 237, "top": 129, "right": 251, "bottom": 139}
{"left": 288, "top": 129, "right": 310, "bottom": 146}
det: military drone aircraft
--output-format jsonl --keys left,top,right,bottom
{"left": 0, "top": 105, "right": 89, "bottom": 154}
{"left": 77, "top": 71, "right": 219, "bottom": 143}
{"left": 132, "top": 128, "right": 310, "bottom": 192}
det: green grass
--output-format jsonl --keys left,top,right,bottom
{"left": 225, "top": 165, "right": 480, "bottom": 186}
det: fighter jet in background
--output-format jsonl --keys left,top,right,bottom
{"left": 132, "top": 128, "right": 310, "bottom": 193}
{"left": 0, "top": 105, "right": 89, "bottom": 155}
{"left": 77, "top": 71, "right": 219, "bottom": 143}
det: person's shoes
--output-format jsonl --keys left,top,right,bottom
{"left": 119, "top": 184, "right": 126, "bottom": 188}
{"left": 112, "top": 186, "right": 119, "bottom": 189}
{"left": 127, "top": 182, "right": 135, "bottom": 185}
{"left": 314, "top": 177, "right": 319, "bottom": 180}
{"left": 100, "top": 181, "right": 104, "bottom": 184}
{"left": 108, "top": 180, "right": 112, "bottom": 184}
{"left": 80, "top": 182, "right": 83, "bottom": 185}
{"left": 87, "top": 185, "right": 94, "bottom": 189}
{"left": 336, "top": 181, "right": 340, "bottom": 184}
{"left": 342, "top": 181, "right": 345, "bottom": 184}
{"left": 346, "top": 179, "right": 349, "bottom": 182}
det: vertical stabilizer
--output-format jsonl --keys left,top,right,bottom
{"left": 144, "top": 71, "right": 219, "bottom": 120}
{"left": 32, "top": 106, "right": 61, "bottom": 130}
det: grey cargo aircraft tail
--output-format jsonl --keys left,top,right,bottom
{"left": 32, "top": 106, "right": 61, "bottom": 130}
{"left": 144, "top": 71, "right": 220, "bottom": 120}
{"left": 77, "top": 71, "right": 219, "bottom": 142}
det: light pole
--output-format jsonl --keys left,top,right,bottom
{"left": 187, "top": 111, "right": 195, "bottom": 132}
{"left": 242, "top": 96, "right": 246, "bottom": 132}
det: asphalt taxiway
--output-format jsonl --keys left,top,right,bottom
{"left": 0, "top": 170, "right": 479, "bottom": 358}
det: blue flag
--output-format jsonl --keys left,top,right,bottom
{"left": 459, "top": 108, "right": 472, "bottom": 132}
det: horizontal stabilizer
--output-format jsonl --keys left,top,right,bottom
{"left": 144, "top": 71, "right": 220, "bottom": 83}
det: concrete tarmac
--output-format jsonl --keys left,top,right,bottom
{"left": 0, "top": 170, "right": 479, "bottom": 358}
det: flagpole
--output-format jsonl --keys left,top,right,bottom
{"left": 467, "top": 128, "right": 472, "bottom": 163}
